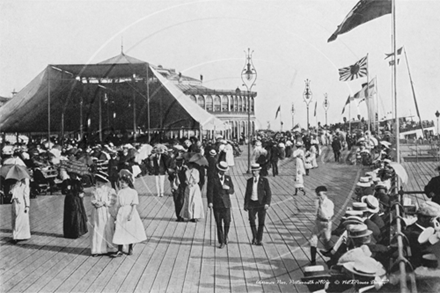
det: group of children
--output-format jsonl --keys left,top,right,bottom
{"left": 83, "top": 169, "right": 146, "bottom": 257}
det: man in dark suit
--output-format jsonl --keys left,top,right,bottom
{"left": 244, "top": 163, "right": 272, "bottom": 246}
{"left": 424, "top": 165, "right": 440, "bottom": 205}
{"left": 169, "top": 154, "right": 186, "bottom": 222}
{"left": 207, "top": 161, "right": 235, "bottom": 249}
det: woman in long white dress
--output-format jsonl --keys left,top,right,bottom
{"left": 310, "top": 140, "right": 319, "bottom": 169}
{"left": 10, "top": 178, "right": 31, "bottom": 242}
{"left": 90, "top": 172, "right": 117, "bottom": 256}
{"left": 180, "top": 163, "right": 204, "bottom": 222}
{"left": 112, "top": 169, "right": 147, "bottom": 257}
{"left": 292, "top": 142, "right": 306, "bottom": 196}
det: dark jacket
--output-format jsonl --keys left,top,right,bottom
{"left": 424, "top": 175, "right": 440, "bottom": 205}
{"left": 207, "top": 173, "right": 235, "bottom": 209}
{"left": 150, "top": 153, "right": 169, "bottom": 175}
{"left": 244, "top": 176, "right": 272, "bottom": 209}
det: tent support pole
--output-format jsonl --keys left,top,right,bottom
{"left": 146, "top": 64, "right": 151, "bottom": 142}
{"left": 80, "top": 96, "right": 83, "bottom": 141}
{"left": 47, "top": 66, "right": 51, "bottom": 143}
{"left": 61, "top": 112, "right": 65, "bottom": 140}
{"left": 133, "top": 86, "right": 136, "bottom": 143}
{"left": 99, "top": 91, "right": 102, "bottom": 142}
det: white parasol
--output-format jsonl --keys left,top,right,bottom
{"left": 389, "top": 162, "right": 408, "bottom": 185}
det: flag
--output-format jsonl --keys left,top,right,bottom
{"left": 328, "top": 0, "right": 392, "bottom": 42}
{"left": 385, "top": 47, "right": 403, "bottom": 66}
{"left": 314, "top": 101, "right": 317, "bottom": 117}
{"left": 356, "top": 77, "right": 377, "bottom": 104}
{"left": 275, "top": 105, "right": 281, "bottom": 119}
{"left": 339, "top": 56, "right": 368, "bottom": 81}
{"left": 341, "top": 95, "right": 354, "bottom": 114}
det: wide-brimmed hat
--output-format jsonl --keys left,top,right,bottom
{"left": 356, "top": 181, "right": 372, "bottom": 188}
{"left": 418, "top": 201, "right": 440, "bottom": 217}
{"left": 315, "top": 186, "right": 327, "bottom": 194}
{"left": 209, "top": 149, "right": 217, "bottom": 156}
{"left": 251, "top": 163, "right": 261, "bottom": 171}
{"left": 255, "top": 140, "right": 262, "bottom": 147}
{"left": 95, "top": 171, "right": 109, "bottom": 183}
{"left": 375, "top": 181, "right": 388, "bottom": 191}
{"left": 295, "top": 141, "right": 303, "bottom": 147}
{"left": 361, "top": 195, "right": 380, "bottom": 214}
{"left": 383, "top": 159, "right": 392, "bottom": 164}
{"left": 119, "top": 169, "right": 133, "bottom": 183}
{"left": 301, "top": 265, "right": 331, "bottom": 280}
{"left": 352, "top": 202, "right": 368, "bottom": 212}
{"left": 347, "top": 224, "right": 373, "bottom": 238}
{"left": 342, "top": 257, "right": 386, "bottom": 277}
{"left": 217, "top": 161, "right": 229, "bottom": 172}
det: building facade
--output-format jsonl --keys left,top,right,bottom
{"left": 156, "top": 65, "right": 257, "bottom": 141}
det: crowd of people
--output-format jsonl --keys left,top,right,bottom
{"left": 2, "top": 126, "right": 440, "bottom": 292}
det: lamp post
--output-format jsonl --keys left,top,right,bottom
{"left": 323, "top": 93, "right": 330, "bottom": 126}
{"left": 241, "top": 48, "right": 257, "bottom": 173}
{"left": 436, "top": 110, "right": 440, "bottom": 137}
{"left": 303, "top": 79, "right": 312, "bottom": 132}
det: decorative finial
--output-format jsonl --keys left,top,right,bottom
{"left": 121, "top": 36, "right": 124, "bottom": 55}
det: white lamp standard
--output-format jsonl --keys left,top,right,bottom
{"left": 241, "top": 48, "right": 257, "bottom": 173}
{"left": 323, "top": 93, "right": 330, "bottom": 126}
{"left": 303, "top": 79, "right": 313, "bottom": 132}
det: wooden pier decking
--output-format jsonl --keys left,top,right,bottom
{"left": 0, "top": 147, "right": 435, "bottom": 293}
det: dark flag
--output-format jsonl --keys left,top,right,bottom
{"left": 275, "top": 105, "right": 281, "bottom": 119}
{"left": 328, "top": 0, "right": 391, "bottom": 42}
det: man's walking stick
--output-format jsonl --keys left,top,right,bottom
{"left": 210, "top": 207, "right": 212, "bottom": 245}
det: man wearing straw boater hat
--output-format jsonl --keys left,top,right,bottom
{"left": 207, "top": 161, "right": 235, "bottom": 249}
{"left": 244, "top": 163, "right": 272, "bottom": 246}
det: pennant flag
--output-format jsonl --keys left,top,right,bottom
{"left": 328, "top": 0, "right": 392, "bottom": 42}
{"left": 314, "top": 101, "right": 317, "bottom": 117}
{"left": 385, "top": 47, "right": 403, "bottom": 66}
{"left": 341, "top": 96, "right": 354, "bottom": 114}
{"left": 356, "top": 77, "right": 377, "bottom": 104}
{"left": 275, "top": 105, "right": 281, "bottom": 119}
{"left": 339, "top": 56, "right": 368, "bottom": 81}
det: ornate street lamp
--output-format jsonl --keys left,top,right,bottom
{"left": 435, "top": 110, "right": 440, "bottom": 137}
{"left": 241, "top": 48, "right": 257, "bottom": 173}
{"left": 323, "top": 93, "right": 330, "bottom": 126}
{"left": 303, "top": 79, "right": 313, "bottom": 131}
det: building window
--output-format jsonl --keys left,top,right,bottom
{"left": 206, "top": 95, "right": 213, "bottom": 112}
{"left": 251, "top": 97, "right": 255, "bottom": 113}
{"left": 233, "top": 96, "right": 238, "bottom": 112}
{"left": 221, "top": 95, "right": 228, "bottom": 112}
{"left": 197, "top": 95, "right": 205, "bottom": 109}
{"left": 190, "top": 95, "right": 196, "bottom": 103}
{"left": 238, "top": 97, "right": 243, "bottom": 112}
{"left": 213, "top": 95, "right": 221, "bottom": 112}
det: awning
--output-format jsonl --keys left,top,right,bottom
{"left": 150, "top": 67, "right": 228, "bottom": 131}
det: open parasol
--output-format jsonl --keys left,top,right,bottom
{"left": 188, "top": 153, "right": 209, "bottom": 166}
{"left": 389, "top": 162, "right": 408, "bottom": 185}
{"left": 0, "top": 164, "right": 30, "bottom": 181}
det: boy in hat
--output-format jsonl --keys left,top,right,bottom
{"left": 310, "top": 186, "right": 334, "bottom": 265}
{"left": 207, "top": 161, "right": 235, "bottom": 249}
{"left": 244, "top": 163, "right": 272, "bottom": 246}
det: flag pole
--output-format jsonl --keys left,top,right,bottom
{"left": 280, "top": 109, "right": 283, "bottom": 131}
{"left": 366, "top": 53, "right": 371, "bottom": 133}
{"left": 403, "top": 47, "right": 424, "bottom": 138}
{"left": 393, "top": 0, "right": 400, "bottom": 165}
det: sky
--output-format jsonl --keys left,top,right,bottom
{"left": 1, "top": 0, "right": 439, "bottom": 131}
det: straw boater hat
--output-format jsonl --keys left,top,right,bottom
{"left": 417, "top": 201, "right": 440, "bottom": 217}
{"left": 343, "top": 216, "right": 365, "bottom": 227}
{"left": 209, "top": 149, "right": 217, "bottom": 156}
{"left": 342, "top": 209, "right": 364, "bottom": 219}
{"left": 251, "top": 163, "right": 262, "bottom": 171}
{"left": 342, "top": 257, "right": 386, "bottom": 277}
{"left": 95, "top": 171, "right": 109, "bottom": 183}
{"left": 352, "top": 202, "right": 368, "bottom": 212}
{"left": 356, "top": 177, "right": 372, "bottom": 188}
{"left": 361, "top": 195, "right": 380, "bottom": 214}
{"left": 217, "top": 161, "right": 229, "bottom": 172}
{"left": 347, "top": 224, "right": 373, "bottom": 239}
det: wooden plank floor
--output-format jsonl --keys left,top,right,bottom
{"left": 1, "top": 147, "right": 431, "bottom": 293}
